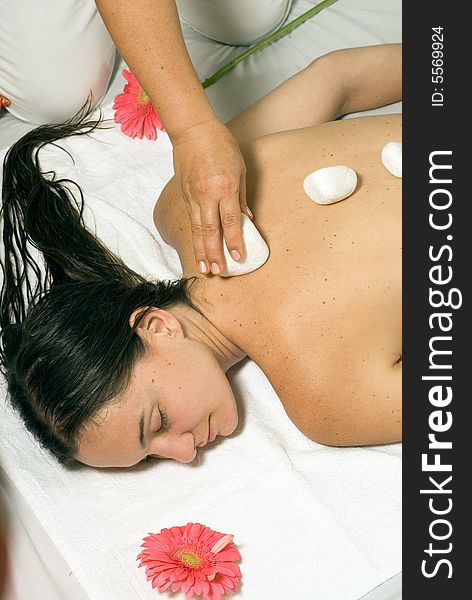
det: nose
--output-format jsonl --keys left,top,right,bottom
{"left": 150, "top": 432, "right": 197, "bottom": 464}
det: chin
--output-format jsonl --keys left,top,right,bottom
{"left": 225, "top": 413, "right": 239, "bottom": 437}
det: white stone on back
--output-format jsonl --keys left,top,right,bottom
{"left": 303, "top": 165, "right": 357, "bottom": 205}
{"left": 381, "top": 142, "right": 402, "bottom": 178}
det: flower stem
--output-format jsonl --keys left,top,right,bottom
{"left": 201, "top": 0, "right": 339, "bottom": 89}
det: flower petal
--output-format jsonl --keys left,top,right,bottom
{"left": 210, "top": 534, "right": 234, "bottom": 554}
{"left": 214, "top": 563, "right": 240, "bottom": 577}
{"left": 212, "top": 548, "right": 240, "bottom": 561}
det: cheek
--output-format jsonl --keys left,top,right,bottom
{"left": 170, "top": 371, "right": 227, "bottom": 417}
{"left": 163, "top": 353, "right": 212, "bottom": 396}
{"left": 198, "top": 369, "right": 232, "bottom": 408}
{"left": 158, "top": 349, "right": 231, "bottom": 414}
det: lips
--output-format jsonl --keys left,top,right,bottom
{"left": 207, "top": 416, "right": 217, "bottom": 444}
{"left": 196, "top": 418, "right": 217, "bottom": 448}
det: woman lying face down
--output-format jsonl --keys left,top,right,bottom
{"left": 0, "top": 44, "right": 402, "bottom": 468}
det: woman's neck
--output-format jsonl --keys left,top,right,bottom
{"left": 168, "top": 302, "right": 247, "bottom": 372}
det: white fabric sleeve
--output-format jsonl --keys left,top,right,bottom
{"left": 176, "top": 0, "right": 293, "bottom": 45}
{"left": 0, "top": 0, "right": 293, "bottom": 125}
{"left": 0, "top": 0, "right": 116, "bottom": 124}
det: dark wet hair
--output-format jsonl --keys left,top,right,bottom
{"left": 0, "top": 103, "right": 197, "bottom": 466}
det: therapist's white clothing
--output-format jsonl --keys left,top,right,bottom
{"left": 176, "top": 0, "right": 293, "bottom": 45}
{"left": 0, "top": 0, "right": 293, "bottom": 124}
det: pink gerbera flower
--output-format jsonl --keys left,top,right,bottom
{"left": 113, "top": 69, "right": 165, "bottom": 140}
{"left": 137, "top": 522, "right": 241, "bottom": 600}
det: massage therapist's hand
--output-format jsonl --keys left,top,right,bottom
{"left": 172, "top": 117, "right": 252, "bottom": 276}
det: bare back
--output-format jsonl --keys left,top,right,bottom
{"left": 155, "top": 114, "right": 402, "bottom": 446}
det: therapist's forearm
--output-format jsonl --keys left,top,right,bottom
{"left": 95, "top": 0, "right": 216, "bottom": 140}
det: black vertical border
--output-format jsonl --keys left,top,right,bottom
{"left": 404, "top": 1, "right": 469, "bottom": 596}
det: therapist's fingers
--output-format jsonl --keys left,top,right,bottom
{"left": 200, "top": 201, "right": 226, "bottom": 275}
{"left": 189, "top": 201, "right": 210, "bottom": 274}
{"left": 0, "top": 96, "right": 11, "bottom": 108}
{"left": 220, "top": 192, "right": 244, "bottom": 264}
{"left": 239, "top": 166, "right": 253, "bottom": 222}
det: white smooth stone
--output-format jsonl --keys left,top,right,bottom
{"left": 381, "top": 142, "right": 402, "bottom": 178}
{"left": 303, "top": 165, "right": 357, "bottom": 205}
{"left": 221, "top": 213, "right": 269, "bottom": 277}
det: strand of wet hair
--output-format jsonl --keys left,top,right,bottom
{"left": 0, "top": 98, "right": 145, "bottom": 334}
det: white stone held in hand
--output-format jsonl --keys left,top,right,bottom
{"left": 381, "top": 142, "right": 402, "bottom": 178}
{"left": 303, "top": 165, "right": 357, "bottom": 205}
{"left": 221, "top": 213, "right": 270, "bottom": 277}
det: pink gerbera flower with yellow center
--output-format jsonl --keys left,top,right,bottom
{"left": 137, "top": 522, "right": 241, "bottom": 600}
{"left": 113, "top": 69, "right": 165, "bottom": 140}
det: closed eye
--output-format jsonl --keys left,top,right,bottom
{"left": 156, "top": 409, "right": 169, "bottom": 433}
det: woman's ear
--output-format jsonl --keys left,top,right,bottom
{"left": 129, "top": 307, "right": 184, "bottom": 340}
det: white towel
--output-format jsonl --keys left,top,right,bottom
{"left": 0, "top": 101, "right": 401, "bottom": 600}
